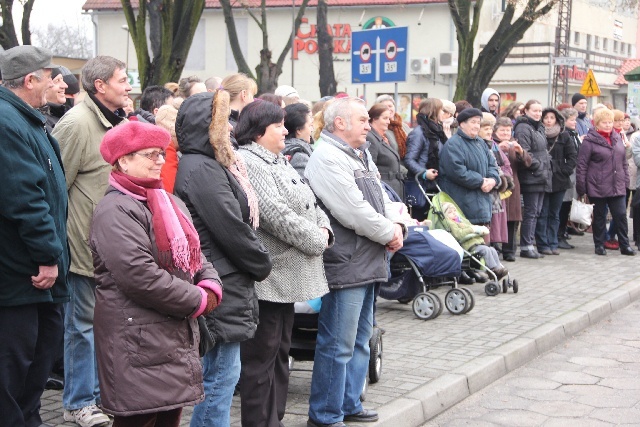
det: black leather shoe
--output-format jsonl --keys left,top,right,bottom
{"left": 469, "top": 270, "right": 488, "bottom": 283}
{"left": 503, "top": 253, "right": 516, "bottom": 262}
{"left": 344, "top": 409, "right": 379, "bottom": 423}
{"left": 307, "top": 419, "right": 346, "bottom": 427}
{"left": 538, "top": 248, "right": 554, "bottom": 256}
{"left": 621, "top": 246, "right": 636, "bottom": 256}
{"left": 595, "top": 246, "right": 607, "bottom": 256}
{"left": 568, "top": 227, "right": 584, "bottom": 236}
{"left": 558, "top": 239, "right": 575, "bottom": 249}
{"left": 459, "top": 271, "right": 476, "bottom": 284}
{"left": 520, "top": 250, "right": 542, "bottom": 259}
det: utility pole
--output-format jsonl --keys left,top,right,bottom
{"left": 552, "top": 0, "right": 572, "bottom": 105}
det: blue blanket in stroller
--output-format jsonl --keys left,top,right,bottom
{"left": 379, "top": 226, "right": 462, "bottom": 301}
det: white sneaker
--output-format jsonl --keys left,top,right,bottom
{"left": 63, "top": 405, "right": 111, "bottom": 427}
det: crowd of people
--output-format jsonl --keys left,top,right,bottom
{"left": 1, "top": 45, "right": 638, "bottom": 427}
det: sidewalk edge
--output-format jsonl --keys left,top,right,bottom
{"left": 372, "top": 279, "right": 640, "bottom": 427}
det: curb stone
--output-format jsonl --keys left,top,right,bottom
{"left": 371, "top": 279, "right": 640, "bottom": 427}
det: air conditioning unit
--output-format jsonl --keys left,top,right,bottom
{"left": 438, "top": 51, "right": 458, "bottom": 75}
{"left": 409, "top": 57, "right": 432, "bottom": 76}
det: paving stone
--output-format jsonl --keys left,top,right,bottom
{"left": 479, "top": 409, "right": 548, "bottom": 426}
{"left": 567, "top": 356, "right": 620, "bottom": 367}
{"left": 502, "top": 376, "right": 562, "bottom": 390}
{"left": 543, "top": 370, "right": 600, "bottom": 385}
{"left": 542, "top": 418, "right": 613, "bottom": 427}
{"left": 590, "top": 407, "right": 640, "bottom": 424}
{"left": 573, "top": 393, "right": 640, "bottom": 409}
{"left": 527, "top": 400, "right": 594, "bottom": 417}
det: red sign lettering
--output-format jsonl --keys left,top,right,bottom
{"left": 293, "top": 17, "right": 352, "bottom": 60}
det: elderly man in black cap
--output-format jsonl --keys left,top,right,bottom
{"left": 438, "top": 107, "right": 501, "bottom": 227}
{"left": 0, "top": 45, "right": 70, "bottom": 427}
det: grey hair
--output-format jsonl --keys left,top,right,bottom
{"left": 560, "top": 107, "right": 578, "bottom": 120}
{"left": 2, "top": 69, "right": 45, "bottom": 89}
{"left": 81, "top": 56, "right": 126, "bottom": 94}
{"left": 375, "top": 94, "right": 394, "bottom": 105}
{"left": 323, "top": 97, "right": 365, "bottom": 133}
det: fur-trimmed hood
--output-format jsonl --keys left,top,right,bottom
{"left": 176, "top": 91, "right": 234, "bottom": 167}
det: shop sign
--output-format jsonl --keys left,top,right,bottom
{"left": 558, "top": 65, "right": 588, "bottom": 81}
{"left": 293, "top": 18, "right": 352, "bottom": 60}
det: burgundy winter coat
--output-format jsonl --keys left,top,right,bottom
{"left": 576, "top": 128, "right": 629, "bottom": 199}
{"left": 90, "top": 187, "right": 222, "bottom": 416}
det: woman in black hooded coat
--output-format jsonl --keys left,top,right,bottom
{"left": 534, "top": 107, "right": 577, "bottom": 255}
{"left": 173, "top": 91, "right": 272, "bottom": 427}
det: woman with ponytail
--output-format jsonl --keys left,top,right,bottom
{"left": 173, "top": 91, "right": 273, "bottom": 427}
{"left": 90, "top": 121, "right": 223, "bottom": 427}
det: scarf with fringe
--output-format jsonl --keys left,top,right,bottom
{"left": 109, "top": 171, "right": 202, "bottom": 277}
{"left": 389, "top": 113, "right": 407, "bottom": 158}
{"left": 208, "top": 90, "right": 260, "bottom": 229}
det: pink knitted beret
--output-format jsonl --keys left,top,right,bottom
{"left": 100, "top": 121, "right": 171, "bottom": 165}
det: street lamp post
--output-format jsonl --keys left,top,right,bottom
{"left": 121, "top": 25, "right": 130, "bottom": 75}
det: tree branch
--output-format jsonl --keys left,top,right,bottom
{"left": 220, "top": 0, "right": 255, "bottom": 78}
{"left": 276, "top": 0, "right": 310, "bottom": 70}
{"left": 21, "top": 0, "right": 35, "bottom": 45}
{"left": 0, "top": 0, "right": 20, "bottom": 49}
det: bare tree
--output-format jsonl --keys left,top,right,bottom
{"left": 32, "top": 22, "right": 92, "bottom": 58}
{"left": 0, "top": 0, "right": 35, "bottom": 49}
{"left": 317, "top": 0, "right": 336, "bottom": 97}
{"left": 449, "top": 0, "right": 558, "bottom": 105}
{"left": 121, "top": 0, "right": 205, "bottom": 89}
{"left": 221, "top": 0, "right": 310, "bottom": 94}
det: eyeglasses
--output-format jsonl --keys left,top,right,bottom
{"left": 134, "top": 150, "right": 166, "bottom": 161}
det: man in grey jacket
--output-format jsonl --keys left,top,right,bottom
{"left": 305, "top": 97, "right": 405, "bottom": 427}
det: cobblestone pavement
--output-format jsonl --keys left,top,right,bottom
{"left": 424, "top": 299, "right": 640, "bottom": 426}
{"left": 40, "top": 231, "right": 640, "bottom": 427}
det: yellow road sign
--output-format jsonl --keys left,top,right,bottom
{"left": 579, "top": 69, "right": 601, "bottom": 97}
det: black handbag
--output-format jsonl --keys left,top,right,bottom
{"left": 404, "top": 179, "right": 427, "bottom": 208}
{"left": 198, "top": 316, "right": 216, "bottom": 357}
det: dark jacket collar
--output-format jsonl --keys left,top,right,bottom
{"left": 88, "top": 92, "right": 126, "bottom": 127}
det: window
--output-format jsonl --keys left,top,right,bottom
{"left": 628, "top": 44, "right": 633, "bottom": 57}
{"left": 574, "top": 31, "right": 580, "bottom": 45}
{"left": 586, "top": 34, "right": 592, "bottom": 50}
{"left": 185, "top": 20, "right": 205, "bottom": 70}
{"left": 621, "top": 42, "right": 626, "bottom": 55}
{"left": 613, "top": 40, "right": 618, "bottom": 53}
{"left": 603, "top": 38, "right": 608, "bottom": 51}
{"left": 594, "top": 36, "right": 600, "bottom": 50}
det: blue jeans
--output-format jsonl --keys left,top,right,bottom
{"left": 63, "top": 273, "right": 100, "bottom": 410}
{"left": 190, "top": 342, "right": 240, "bottom": 427}
{"left": 535, "top": 190, "right": 566, "bottom": 251}
{"left": 308, "top": 284, "right": 374, "bottom": 424}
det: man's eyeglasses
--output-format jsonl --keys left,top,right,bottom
{"left": 134, "top": 151, "right": 166, "bottom": 161}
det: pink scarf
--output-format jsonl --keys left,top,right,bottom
{"left": 109, "top": 171, "right": 202, "bottom": 277}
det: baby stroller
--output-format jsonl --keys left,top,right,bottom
{"left": 379, "top": 225, "right": 475, "bottom": 320}
{"left": 426, "top": 187, "right": 519, "bottom": 297}
{"left": 289, "top": 299, "right": 384, "bottom": 397}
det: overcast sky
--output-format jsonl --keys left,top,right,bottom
{"left": 15, "top": 0, "right": 88, "bottom": 32}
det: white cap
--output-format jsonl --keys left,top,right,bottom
{"left": 275, "top": 85, "right": 299, "bottom": 99}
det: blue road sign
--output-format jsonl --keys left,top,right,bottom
{"left": 351, "top": 27, "right": 408, "bottom": 84}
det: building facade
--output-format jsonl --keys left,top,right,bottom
{"left": 83, "top": 0, "right": 637, "bottom": 111}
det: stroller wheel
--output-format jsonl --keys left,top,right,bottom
{"left": 397, "top": 297, "right": 412, "bottom": 304}
{"left": 502, "top": 280, "right": 509, "bottom": 294}
{"left": 426, "top": 291, "right": 444, "bottom": 317}
{"left": 512, "top": 279, "right": 519, "bottom": 294}
{"left": 459, "top": 287, "right": 475, "bottom": 313}
{"left": 445, "top": 289, "right": 469, "bottom": 315}
{"left": 485, "top": 282, "right": 500, "bottom": 296}
{"left": 368, "top": 328, "right": 383, "bottom": 384}
{"left": 412, "top": 292, "right": 440, "bottom": 320}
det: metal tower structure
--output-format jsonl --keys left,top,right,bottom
{"left": 552, "top": 0, "right": 572, "bottom": 106}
